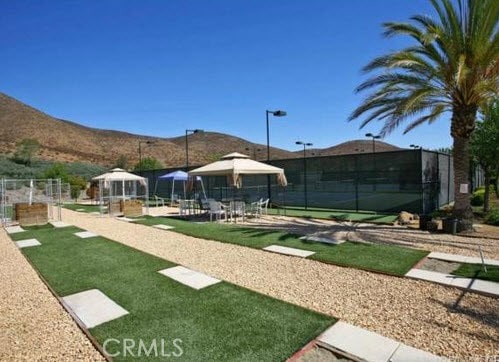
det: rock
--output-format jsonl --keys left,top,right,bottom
{"left": 397, "top": 211, "right": 417, "bottom": 225}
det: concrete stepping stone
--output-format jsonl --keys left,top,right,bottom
{"left": 5, "top": 226, "right": 25, "bottom": 234}
{"left": 16, "top": 238, "right": 41, "bottom": 248}
{"left": 406, "top": 269, "right": 499, "bottom": 297}
{"left": 76, "top": 208, "right": 86, "bottom": 212}
{"left": 62, "top": 289, "right": 129, "bottom": 329}
{"left": 263, "top": 245, "right": 315, "bottom": 258}
{"left": 318, "top": 321, "right": 400, "bottom": 362}
{"left": 158, "top": 266, "right": 221, "bottom": 290}
{"left": 153, "top": 224, "right": 175, "bottom": 230}
{"left": 74, "top": 231, "right": 98, "bottom": 239}
{"left": 90, "top": 212, "right": 100, "bottom": 215}
{"left": 428, "top": 251, "right": 499, "bottom": 266}
{"left": 50, "top": 221, "right": 72, "bottom": 228}
{"left": 317, "top": 321, "right": 443, "bottom": 362}
{"left": 390, "top": 343, "right": 443, "bottom": 362}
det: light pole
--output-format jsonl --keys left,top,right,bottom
{"left": 138, "top": 140, "right": 155, "bottom": 164}
{"left": 185, "top": 129, "right": 203, "bottom": 169}
{"left": 410, "top": 144, "right": 420, "bottom": 149}
{"left": 296, "top": 141, "right": 313, "bottom": 210}
{"left": 266, "top": 109, "right": 287, "bottom": 201}
{"left": 365, "top": 133, "right": 381, "bottom": 153}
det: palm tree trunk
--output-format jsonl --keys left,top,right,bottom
{"left": 451, "top": 107, "right": 477, "bottom": 232}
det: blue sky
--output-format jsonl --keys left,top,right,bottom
{"left": 1, "top": 0, "right": 453, "bottom": 152}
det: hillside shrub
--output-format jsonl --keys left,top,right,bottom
{"left": 485, "top": 208, "right": 499, "bottom": 226}
{"left": 470, "top": 187, "right": 485, "bottom": 206}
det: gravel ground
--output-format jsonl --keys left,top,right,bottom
{"left": 63, "top": 209, "right": 499, "bottom": 359}
{"left": 418, "top": 259, "right": 462, "bottom": 274}
{"left": 0, "top": 229, "right": 104, "bottom": 361}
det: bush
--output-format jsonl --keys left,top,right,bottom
{"left": 470, "top": 188, "right": 485, "bottom": 206}
{"left": 484, "top": 208, "right": 499, "bottom": 226}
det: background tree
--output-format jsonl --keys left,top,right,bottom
{"left": 349, "top": 0, "right": 498, "bottom": 230}
{"left": 113, "top": 155, "right": 129, "bottom": 170}
{"left": 12, "top": 138, "right": 40, "bottom": 166}
{"left": 133, "top": 157, "right": 163, "bottom": 172}
{"left": 471, "top": 100, "right": 499, "bottom": 211}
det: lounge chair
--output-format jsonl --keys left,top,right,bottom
{"left": 208, "top": 200, "right": 227, "bottom": 222}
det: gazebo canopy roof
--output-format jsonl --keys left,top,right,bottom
{"left": 158, "top": 170, "right": 201, "bottom": 181}
{"left": 92, "top": 168, "right": 146, "bottom": 185}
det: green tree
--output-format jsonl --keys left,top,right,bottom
{"left": 12, "top": 138, "right": 40, "bottom": 166}
{"left": 113, "top": 155, "right": 129, "bottom": 170}
{"left": 349, "top": 0, "right": 498, "bottom": 230}
{"left": 42, "top": 163, "right": 69, "bottom": 181}
{"left": 471, "top": 100, "right": 499, "bottom": 211}
{"left": 67, "top": 174, "right": 87, "bottom": 201}
{"left": 133, "top": 157, "right": 163, "bottom": 172}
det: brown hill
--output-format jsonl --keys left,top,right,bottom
{"left": 301, "top": 139, "right": 401, "bottom": 156}
{"left": 0, "top": 92, "right": 295, "bottom": 167}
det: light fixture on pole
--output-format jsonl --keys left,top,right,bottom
{"left": 365, "top": 133, "right": 381, "bottom": 153}
{"left": 296, "top": 141, "right": 313, "bottom": 210}
{"left": 138, "top": 140, "right": 155, "bottom": 164}
{"left": 410, "top": 144, "right": 420, "bottom": 149}
{"left": 266, "top": 109, "right": 287, "bottom": 201}
{"left": 185, "top": 129, "right": 203, "bottom": 169}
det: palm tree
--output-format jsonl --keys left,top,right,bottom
{"left": 350, "top": 0, "right": 498, "bottom": 230}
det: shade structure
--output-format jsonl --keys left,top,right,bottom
{"left": 92, "top": 168, "right": 149, "bottom": 215}
{"left": 158, "top": 170, "right": 201, "bottom": 182}
{"left": 156, "top": 170, "right": 205, "bottom": 202}
{"left": 93, "top": 168, "right": 147, "bottom": 186}
{"left": 188, "top": 153, "right": 287, "bottom": 188}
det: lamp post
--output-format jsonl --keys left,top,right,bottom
{"left": 296, "top": 141, "right": 313, "bottom": 210}
{"left": 410, "top": 144, "right": 420, "bottom": 149}
{"left": 266, "top": 109, "right": 287, "bottom": 201}
{"left": 138, "top": 140, "right": 155, "bottom": 164}
{"left": 365, "top": 133, "right": 381, "bottom": 153}
{"left": 185, "top": 129, "right": 203, "bottom": 169}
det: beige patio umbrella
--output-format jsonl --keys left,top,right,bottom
{"left": 188, "top": 152, "right": 287, "bottom": 188}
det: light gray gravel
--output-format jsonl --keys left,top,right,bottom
{"left": 0, "top": 229, "right": 103, "bottom": 361}
{"left": 62, "top": 209, "right": 499, "bottom": 359}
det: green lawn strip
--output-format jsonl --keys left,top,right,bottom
{"left": 451, "top": 263, "right": 499, "bottom": 283}
{"left": 12, "top": 225, "right": 334, "bottom": 361}
{"left": 135, "top": 216, "right": 427, "bottom": 276}
{"left": 267, "top": 208, "right": 398, "bottom": 224}
{"left": 63, "top": 203, "right": 101, "bottom": 213}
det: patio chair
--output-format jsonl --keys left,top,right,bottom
{"left": 260, "top": 198, "right": 269, "bottom": 215}
{"left": 154, "top": 195, "right": 166, "bottom": 207}
{"left": 207, "top": 200, "right": 227, "bottom": 222}
{"left": 248, "top": 198, "right": 263, "bottom": 218}
{"left": 229, "top": 200, "right": 245, "bottom": 222}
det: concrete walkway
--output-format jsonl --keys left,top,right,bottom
{"left": 60, "top": 209, "right": 499, "bottom": 359}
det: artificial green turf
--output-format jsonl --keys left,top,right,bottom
{"left": 451, "top": 263, "right": 499, "bottom": 283}
{"left": 11, "top": 225, "right": 334, "bottom": 361}
{"left": 62, "top": 203, "right": 101, "bottom": 213}
{"left": 134, "top": 216, "right": 427, "bottom": 276}
{"left": 268, "top": 207, "right": 398, "bottom": 224}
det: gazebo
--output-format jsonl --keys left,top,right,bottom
{"left": 92, "top": 168, "right": 149, "bottom": 216}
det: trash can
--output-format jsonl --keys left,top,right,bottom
{"left": 419, "top": 214, "right": 432, "bottom": 230}
{"left": 442, "top": 218, "right": 458, "bottom": 234}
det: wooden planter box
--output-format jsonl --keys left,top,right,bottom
{"left": 120, "top": 200, "right": 143, "bottom": 217}
{"left": 108, "top": 201, "right": 122, "bottom": 215}
{"left": 15, "top": 203, "right": 48, "bottom": 226}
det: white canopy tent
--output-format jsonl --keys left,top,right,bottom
{"left": 92, "top": 168, "right": 149, "bottom": 215}
{"left": 188, "top": 152, "right": 287, "bottom": 194}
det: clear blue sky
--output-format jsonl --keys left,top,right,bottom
{"left": 1, "top": 0, "right": 453, "bottom": 152}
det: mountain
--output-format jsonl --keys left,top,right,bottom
{"left": 306, "top": 139, "right": 402, "bottom": 156}
{"left": 0, "top": 92, "right": 295, "bottom": 167}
